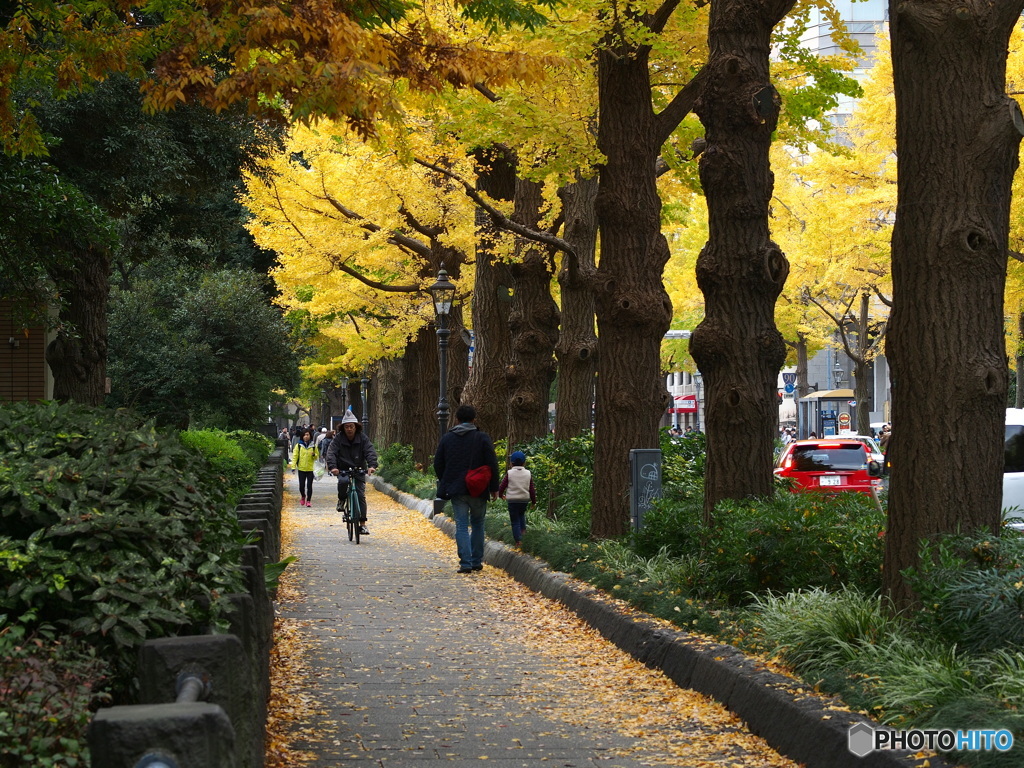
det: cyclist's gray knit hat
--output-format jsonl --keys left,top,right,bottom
{"left": 341, "top": 409, "right": 359, "bottom": 424}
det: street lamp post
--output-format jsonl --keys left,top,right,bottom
{"left": 428, "top": 266, "right": 456, "bottom": 441}
{"left": 833, "top": 358, "right": 845, "bottom": 389}
{"left": 360, "top": 373, "right": 370, "bottom": 434}
{"left": 694, "top": 372, "right": 703, "bottom": 433}
{"left": 320, "top": 388, "right": 327, "bottom": 429}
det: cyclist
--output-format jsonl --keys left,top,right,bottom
{"left": 325, "top": 409, "right": 378, "bottom": 535}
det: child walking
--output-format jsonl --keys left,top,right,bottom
{"left": 498, "top": 451, "right": 536, "bottom": 547}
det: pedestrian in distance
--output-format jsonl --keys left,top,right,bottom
{"left": 434, "top": 404, "right": 500, "bottom": 573}
{"left": 320, "top": 430, "right": 335, "bottom": 463}
{"left": 326, "top": 409, "right": 378, "bottom": 535}
{"left": 290, "top": 428, "right": 319, "bottom": 506}
{"left": 498, "top": 450, "right": 535, "bottom": 548}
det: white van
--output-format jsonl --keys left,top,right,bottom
{"left": 1003, "top": 408, "right": 1024, "bottom": 530}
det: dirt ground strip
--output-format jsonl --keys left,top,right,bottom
{"left": 266, "top": 476, "right": 803, "bottom": 768}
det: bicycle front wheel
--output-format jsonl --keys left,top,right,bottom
{"left": 350, "top": 489, "right": 362, "bottom": 545}
{"left": 345, "top": 503, "right": 354, "bottom": 542}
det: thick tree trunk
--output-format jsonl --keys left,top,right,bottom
{"left": 554, "top": 176, "right": 599, "bottom": 440}
{"left": 461, "top": 148, "right": 515, "bottom": 440}
{"left": 690, "top": 0, "right": 794, "bottom": 523}
{"left": 885, "top": 0, "right": 1024, "bottom": 610}
{"left": 590, "top": 42, "right": 674, "bottom": 540}
{"left": 506, "top": 178, "right": 559, "bottom": 453}
{"left": 403, "top": 304, "right": 469, "bottom": 468}
{"left": 400, "top": 330, "right": 433, "bottom": 467}
{"left": 46, "top": 246, "right": 110, "bottom": 405}
{"left": 373, "top": 357, "right": 404, "bottom": 449}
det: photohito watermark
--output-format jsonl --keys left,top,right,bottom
{"left": 847, "top": 722, "right": 1014, "bottom": 756}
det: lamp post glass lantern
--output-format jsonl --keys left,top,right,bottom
{"left": 429, "top": 266, "right": 456, "bottom": 440}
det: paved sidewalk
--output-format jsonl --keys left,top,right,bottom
{"left": 275, "top": 472, "right": 797, "bottom": 768}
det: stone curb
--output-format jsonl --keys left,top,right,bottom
{"left": 369, "top": 477, "right": 950, "bottom": 768}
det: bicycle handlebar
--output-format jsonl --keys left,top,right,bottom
{"left": 335, "top": 467, "right": 367, "bottom": 481}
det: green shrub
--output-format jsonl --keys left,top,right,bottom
{"left": 516, "top": 432, "right": 595, "bottom": 526}
{"left": 377, "top": 443, "right": 437, "bottom": 499}
{"left": 223, "top": 429, "right": 274, "bottom": 468}
{"left": 179, "top": 428, "right": 259, "bottom": 506}
{"left": 0, "top": 621, "right": 110, "bottom": 767}
{"left": 0, "top": 401, "right": 246, "bottom": 694}
{"left": 635, "top": 491, "right": 885, "bottom": 602}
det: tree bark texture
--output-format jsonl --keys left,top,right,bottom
{"left": 400, "top": 331, "right": 433, "bottom": 467}
{"left": 45, "top": 246, "right": 111, "bottom": 406}
{"left": 461, "top": 147, "right": 516, "bottom": 440}
{"left": 591, "top": 41, "right": 675, "bottom": 539}
{"left": 401, "top": 310, "right": 469, "bottom": 468}
{"left": 506, "top": 178, "right": 560, "bottom": 453}
{"left": 554, "top": 175, "right": 599, "bottom": 440}
{"left": 372, "top": 356, "right": 404, "bottom": 450}
{"left": 885, "top": 0, "right": 1024, "bottom": 610}
{"left": 690, "top": 0, "right": 794, "bottom": 523}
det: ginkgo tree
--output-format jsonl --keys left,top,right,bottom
{"left": 770, "top": 36, "right": 896, "bottom": 436}
{"left": 244, "top": 120, "right": 481, "bottom": 462}
{"left": 1, "top": 0, "right": 559, "bottom": 406}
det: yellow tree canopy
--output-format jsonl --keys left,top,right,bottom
{"left": 1005, "top": 21, "right": 1024, "bottom": 357}
{"left": 1, "top": 0, "right": 559, "bottom": 154}
{"left": 770, "top": 30, "right": 895, "bottom": 362}
{"left": 243, "top": 121, "right": 478, "bottom": 374}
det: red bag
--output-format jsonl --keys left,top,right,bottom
{"left": 465, "top": 465, "right": 492, "bottom": 497}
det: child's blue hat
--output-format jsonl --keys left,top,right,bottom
{"left": 510, "top": 451, "right": 526, "bottom": 465}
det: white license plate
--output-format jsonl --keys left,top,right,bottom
{"left": 819, "top": 475, "right": 842, "bottom": 487}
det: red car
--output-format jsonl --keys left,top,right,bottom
{"left": 775, "top": 439, "right": 884, "bottom": 495}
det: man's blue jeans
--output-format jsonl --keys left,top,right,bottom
{"left": 450, "top": 493, "right": 487, "bottom": 569}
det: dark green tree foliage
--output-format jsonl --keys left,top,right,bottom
{"left": 0, "top": 401, "right": 246, "bottom": 690}
{"left": 106, "top": 267, "right": 300, "bottom": 428}
{"left": 0, "top": 154, "right": 114, "bottom": 316}
{"left": 33, "top": 75, "right": 281, "bottom": 281}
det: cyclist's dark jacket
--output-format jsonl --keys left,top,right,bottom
{"left": 434, "top": 422, "right": 499, "bottom": 498}
{"left": 325, "top": 426, "right": 378, "bottom": 473}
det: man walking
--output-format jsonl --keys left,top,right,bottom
{"left": 434, "top": 404, "right": 500, "bottom": 573}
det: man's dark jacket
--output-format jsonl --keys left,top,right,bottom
{"left": 325, "top": 427, "right": 378, "bottom": 473}
{"left": 434, "top": 423, "right": 499, "bottom": 499}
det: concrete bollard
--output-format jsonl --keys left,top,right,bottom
{"left": 88, "top": 702, "right": 236, "bottom": 768}
{"left": 136, "top": 635, "right": 258, "bottom": 768}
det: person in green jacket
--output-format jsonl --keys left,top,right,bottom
{"left": 290, "top": 428, "right": 319, "bottom": 506}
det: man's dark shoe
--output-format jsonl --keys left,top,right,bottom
{"left": 457, "top": 567, "right": 472, "bottom": 574}
{"left": 471, "top": 565, "right": 483, "bottom": 571}
{"left": 359, "top": 526, "right": 369, "bottom": 535}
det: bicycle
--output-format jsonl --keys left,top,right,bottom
{"left": 335, "top": 468, "right": 366, "bottom": 544}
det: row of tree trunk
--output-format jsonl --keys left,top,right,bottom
{"left": 45, "top": 0, "right": 1024, "bottom": 612}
